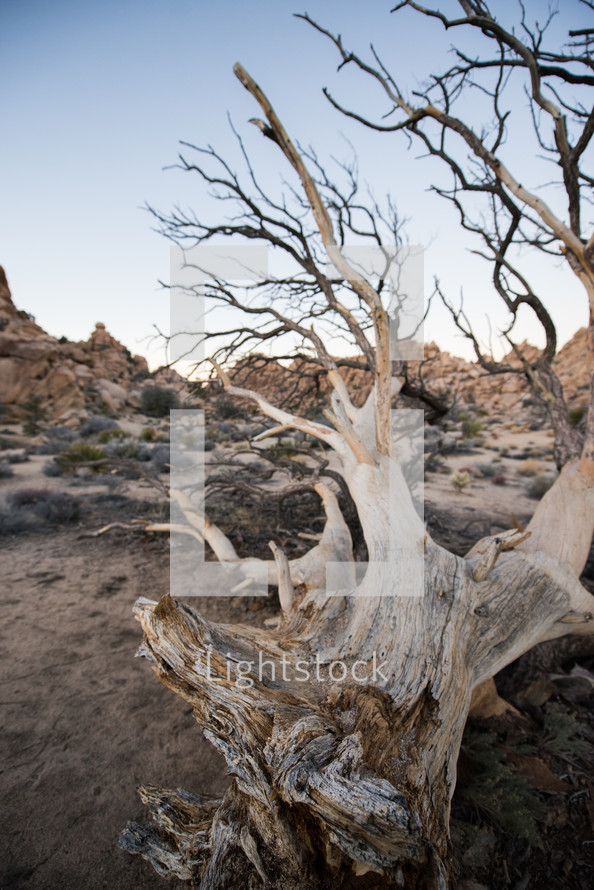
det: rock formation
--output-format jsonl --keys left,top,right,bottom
{"left": 0, "top": 266, "right": 184, "bottom": 424}
{"left": 228, "top": 332, "right": 588, "bottom": 419}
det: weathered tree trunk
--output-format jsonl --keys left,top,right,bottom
{"left": 120, "top": 444, "right": 594, "bottom": 889}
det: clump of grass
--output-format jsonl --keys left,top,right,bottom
{"left": 527, "top": 474, "right": 555, "bottom": 500}
{"left": 140, "top": 427, "right": 157, "bottom": 442}
{"left": 57, "top": 440, "right": 108, "bottom": 472}
{"left": 516, "top": 458, "right": 545, "bottom": 477}
{"left": 450, "top": 470, "right": 472, "bottom": 493}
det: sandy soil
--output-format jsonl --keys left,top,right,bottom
{"left": 0, "top": 523, "right": 230, "bottom": 889}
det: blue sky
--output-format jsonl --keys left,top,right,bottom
{"left": 1, "top": 0, "right": 590, "bottom": 369}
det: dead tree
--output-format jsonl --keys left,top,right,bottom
{"left": 120, "top": 5, "right": 594, "bottom": 888}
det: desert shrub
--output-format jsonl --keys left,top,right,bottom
{"left": 206, "top": 427, "right": 223, "bottom": 443}
{"left": 21, "top": 393, "right": 46, "bottom": 435}
{"left": 132, "top": 444, "right": 151, "bottom": 462}
{"left": 516, "top": 458, "right": 545, "bottom": 477}
{"left": 150, "top": 444, "right": 171, "bottom": 473}
{"left": 491, "top": 472, "right": 507, "bottom": 486}
{"left": 42, "top": 459, "right": 62, "bottom": 477}
{"left": 0, "top": 504, "right": 36, "bottom": 536}
{"left": 33, "top": 491, "right": 81, "bottom": 524}
{"left": 450, "top": 470, "right": 471, "bottom": 492}
{"left": 140, "top": 426, "right": 157, "bottom": 442}
{"left": 80, "top": 415, "right": 119, "bottom": 438}
{"left": 57, "top": 440, "right": 107, "bottom": 472}
{"left": 475, "top": 462, "right": 497, "bottom": 478}
{"left": 461, "top": 418, "right": 483, "bottom": 438}
{"left": 4, "top": 488, "right": 81, "bottom": 529}
{"left": 9, "top": 488, "right": 52, "bottom": 507}
{"left": 204, "top": 439, "right": 216, "bottom": 452}
{"left": 568, "top": 404, "right": 587, "bottom": 426}
{"left": 528, "top": 474, "right": 556, "bottom": 500}
{"left": 97, "top": 427, "right": 127, "bottom": 443}
{"left": 140, "top": 385, "right": 179, "bottom": 417}
{"left": 0, "top": 461, "right": 14, "bottom": 479}
{"left": 35, "top": 426, "right": 77, "bottom": 454}
{"left": 214, "top": 398, "right": 244, "bottom": 420}
{"left": 106, "top": 438, "right": 140, "bottom": 459}
{"left": 6, "top": 450, "right": 29, "bottom": 464}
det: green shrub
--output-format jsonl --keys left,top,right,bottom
{"left": 140, "top": 427, "right": 157, "bottom": 442}
{"left": 21, "top": 394, "right": 46, "bottom": 435}
{"left": 57, "top": 440, "right": 107, "bottom": 472}
{"left": 140, "top": 385, "right": 179, "bottom": 417}
{"left": 461, "top": 418, "right": 483, "bottom": 439}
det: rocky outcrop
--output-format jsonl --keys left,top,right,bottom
{"left": 228, "top": 332, "right": 589, "bottom": 419}
{"left": 0, "top": 267, "right": 185, "bottom": 424}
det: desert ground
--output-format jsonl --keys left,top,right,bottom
{"left": 1, "top": 407, "right": 593, "bottom": 890}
